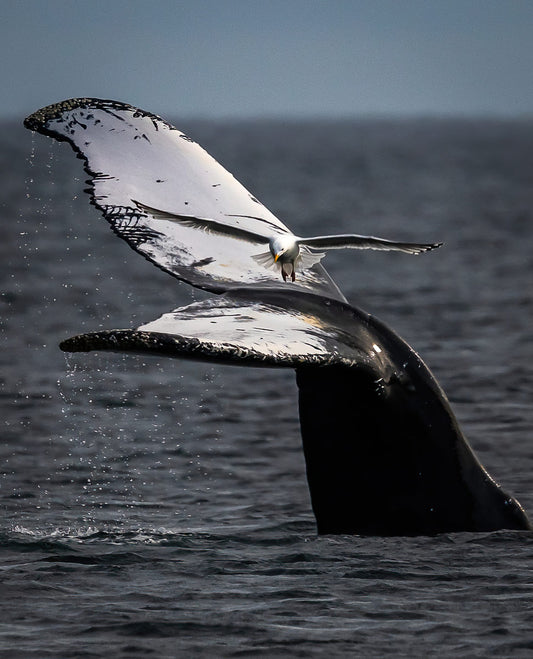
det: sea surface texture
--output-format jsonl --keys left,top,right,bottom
{"left": 2, "top": 117, "right": 533, "bottom": 657}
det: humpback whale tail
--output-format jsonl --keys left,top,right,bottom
{"left": 24, "top": 98, "right": 531, "bottom": 535}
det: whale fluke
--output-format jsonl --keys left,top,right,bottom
{"left": 24, "top": 98, "right": 345, "bottom": 301}
{"left": 25, "top": 99, "right": 531, "bottom": 535}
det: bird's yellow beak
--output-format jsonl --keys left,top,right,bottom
{"left": 274, "top": 253, "right": 280, "bottom": 263}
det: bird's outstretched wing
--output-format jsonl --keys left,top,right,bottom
{"left": 297, "top": 234, "right": 442, "bottom": 254}
{"left": 24, "top": 98, "right": 345, "bottom": 299}
{"left": 132, "top": 200, "right": 270, "bottom": 245}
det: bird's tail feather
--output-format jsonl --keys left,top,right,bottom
{"left": 298, "top": 249, "right": 326, "bottom": 270}
{"left": 251, "top": 250, "right": 278, "bottom": 272}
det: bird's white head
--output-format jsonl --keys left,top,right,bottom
{"left": 270, "top": 234, "right": 299, "bottom": 263}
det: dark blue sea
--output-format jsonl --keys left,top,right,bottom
{"left": 2, "top": 116, "right": 533, "bottom": 657}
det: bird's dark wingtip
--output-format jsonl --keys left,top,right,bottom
{"left": 421, "top": 242, "right": 443, "bottom": 253}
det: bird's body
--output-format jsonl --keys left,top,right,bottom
{"left": 268, "top": 234, "right": 301, "bottom": 281}
{"left": 133, "top": 200, "right": 442, "bottom": 282}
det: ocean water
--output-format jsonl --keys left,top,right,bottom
{"left": 1, "top": 116, "right": 533, "bottom": 657}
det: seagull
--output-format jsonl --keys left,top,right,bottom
{"left": 133, "top": 200, "right": 442, "bottom": 282}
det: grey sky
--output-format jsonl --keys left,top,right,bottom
{"left": 3, "top": 0, "right": 532, "bottom": 119}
